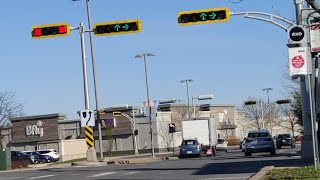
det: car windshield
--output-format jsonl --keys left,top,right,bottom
{"left": 248, "top": 132, "right": 269, "bottom": 138}
{"left": 32, "top": 152, "right": 41, "bottom": 156}
{"left": 278, "top": 134, "right": 290, "bottom": 138}
{"left": 37, "top": 151, "right": 50, "bottom": 154}
{"left": 182, "top": 140, "right": 198, "bottom": 145}
{"left": 218, "top": 139, "right": 225, "bottom": 144}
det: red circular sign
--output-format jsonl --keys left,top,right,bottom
{"left": 291, "top": 55, "right": 304, "bottom": 68}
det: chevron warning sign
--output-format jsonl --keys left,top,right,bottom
{"left": 85, "top": 126, "right": 94, "bottom": 148}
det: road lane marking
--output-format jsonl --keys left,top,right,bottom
{"left": 6, "top": 177, "right": 22, "bottom": 180}
{"left": 28, "top": 175, "right": 56, "bottom": 179}
{"left": 200, "top": 177, "right": 250, "bottom": 180}
{"left": 88, "top": 172, "right": 116, "bottom": 178}
{"left": 119, "top": 171, "right": 140, "bottom": 176}
{"left": 159, "top": 170, "right": 171, "bottom": 175}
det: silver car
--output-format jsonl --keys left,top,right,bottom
{"left": 244, "top": 129, "right": 276, "bottom": 156}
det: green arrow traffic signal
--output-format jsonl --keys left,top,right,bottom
{"left": 178, "top": 7, "right": 230, "bottom": 26}
{"left": 93, "top": 19, "right": 142, "bottom": 36}
{"left": 200, "top": 13, "right": 207, "bottom": 20}
{"left": 114, "top": 24, "right": 121, "bottom": 31}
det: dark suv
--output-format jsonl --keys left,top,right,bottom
{"left": 276, "top": 134, "right": 296, "bottom": 149}
{"left": 11, "top": 151, "right": 39, "bottom": 164}
{"left": 244, "top": 129, "right": 276, "bottom": 156}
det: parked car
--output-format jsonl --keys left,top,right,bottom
{"left": 240, "top": 138, "right": 246, "bottom": 152}
{"left": 216, "top": 138, "right": 228, "bottom": 152}
{"left": 23, "top": 151, "right": 52, "bottom": 163}
{"left": 244, "top": 129, "right": 276, "bottom": 156}
{"left": 11, "top": 151, "right": 40, "bottom": 164}
{"left": 36, "top": 149, "right": 60, "bottom": 162}
{"left": 179, "top": 139, "right": 202, "bottom": 158}
{"left": 276, "top": 133, "right": 296, "bottom": 149}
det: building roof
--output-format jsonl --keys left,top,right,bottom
{"left": 10, "top": 113, "right": 67, "bottom": 122}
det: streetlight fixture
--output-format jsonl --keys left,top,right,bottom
{"left": 72, "top": 0, "right": 103, "bottom": 159}
{"left": 134, "top": 53, "right": 155, "bottom": 158}
{"left": 180, "top": 79, "right": 194, "bottom": 111}
{"left": 192, "top": 94, "right": 213, "bottom": 116}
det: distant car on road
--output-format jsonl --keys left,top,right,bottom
{"left": 11, "top": 151, "right": 39, "bottom": 164}
{"left": 36, "top": 149, "right": 60, "bottom": 162}
{"left": 276, "top": 134, "right": 296, "bottom": 149}
{"left": 179, "top": 139, "right": 202, "bottom": 158}
{"left": 244, "top": 129, "right": 276, "bottom": 156}
{"left": 23, "top": 151, "right": 52, "bottom": 163}
{"left": 216, "top": 138, "right": 228, "bottom": 152}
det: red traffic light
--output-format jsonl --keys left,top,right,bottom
{"left": 31, "top": 23, "right": 70, "bottom": 39}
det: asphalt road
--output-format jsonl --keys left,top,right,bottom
{"left": 0, "top": 145, "right": 305, "bottom": 180}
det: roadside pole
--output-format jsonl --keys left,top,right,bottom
{"left": 294, "top": 0, "right": 319, "bottom": 169}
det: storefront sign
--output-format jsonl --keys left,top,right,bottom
{"left": 26, "top": 121, "right": 44, "bottom": 137}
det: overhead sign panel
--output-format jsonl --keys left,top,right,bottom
{"left": 93, "top": 19, "right": 142, "bottom": 36}
{"left": 178, "top": 7, "right": 230, "bottom": 26}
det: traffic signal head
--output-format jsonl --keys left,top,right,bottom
{"left": 93, "top": 19, "right": 142, "bottom": 36}
{"left": 178, "top": 7, "right": 230, "bottom": 26}
{"left": 276, "top": 99, "right": 291, "bottom": 104}
{"left": 112, "top": 112, "right": 122, "bottom": 117}
{"left": 244, "top": 100, "right": 257, "bottom": 105}
{"left": 31, "top": 23, "right": 70, "bottom": 39}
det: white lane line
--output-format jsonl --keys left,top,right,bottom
{"left": 119, "top": 171, "right": 140, "bottom": 176}
{"left": 199, "top": 177, "right": 250, "bottom": 180}
{"left": 87, "top": 172, "right": 116, "bottom": 178}
{"left": 28, "top": 175, "right": 56, "bottom": 179}
{"left": 159, "top": 170, "right": 171, "bottom": 175}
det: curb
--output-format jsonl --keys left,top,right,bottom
{"left": 248, "top": 166, "right": 274, "bottom": 180}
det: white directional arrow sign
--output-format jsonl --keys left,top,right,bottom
{"left": 80, "top": 110, "right": 95, "bottom": 127}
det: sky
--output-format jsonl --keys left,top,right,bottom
{"left": 0, "top": 0, "right": 298, "bottom": 119}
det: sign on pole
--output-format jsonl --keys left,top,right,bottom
{"left": 288, "top": 47, "right": 309, "bottom": 76}
{"left": 310, "top": 23, "right": 320, "bottom": 52}
{"left": 80, "top": 110, "right": 95, "bottom": 127}
{"left": 169, "top": 123, "right": 176, "bottom": 133}
{"left": 288, "top": 25, "right": 306, "bottom": 43}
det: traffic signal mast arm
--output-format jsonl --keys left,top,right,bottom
{"left": 229, "top": 11, "right": 295, "bottom": 31}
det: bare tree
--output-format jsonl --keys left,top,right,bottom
{"left": 171, "top": 105, "right": 193, "bottom": 131}
{"left": 158, "top": 120, "right": 172, "bottom": 151}
{"left": 237, "top": 98, "right": 279, "bottom": 131}
{"left": 275, "top": 103, "right": 300, "bottom": 137}
{"left": 0, "top": 91, "right": 23, "bottom": 148}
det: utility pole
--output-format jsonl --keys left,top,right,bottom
{"left": 294, "top": 0, "right": 319, "bottom": 169}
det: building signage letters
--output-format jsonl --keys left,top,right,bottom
{"left": 26, "top": 121, "right": 44, "bottom": 137}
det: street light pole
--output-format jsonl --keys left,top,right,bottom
{"left": 180, "top": 79, "right": 193, "bottom": 107}
{"left": 263, "top": 88, "right": 273, "bottom": 134}
{"left": 135, "top": 53, "right": 155, "bottom": 158}
{"left": 73, "top": 0, "right": 104, "bottom": 159}
{"left": 180, "top": 79, "right": 194, "bottom": 117}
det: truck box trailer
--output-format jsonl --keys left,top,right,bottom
{"left": 181, "top": 117, "right": 217, "bottom": 156}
